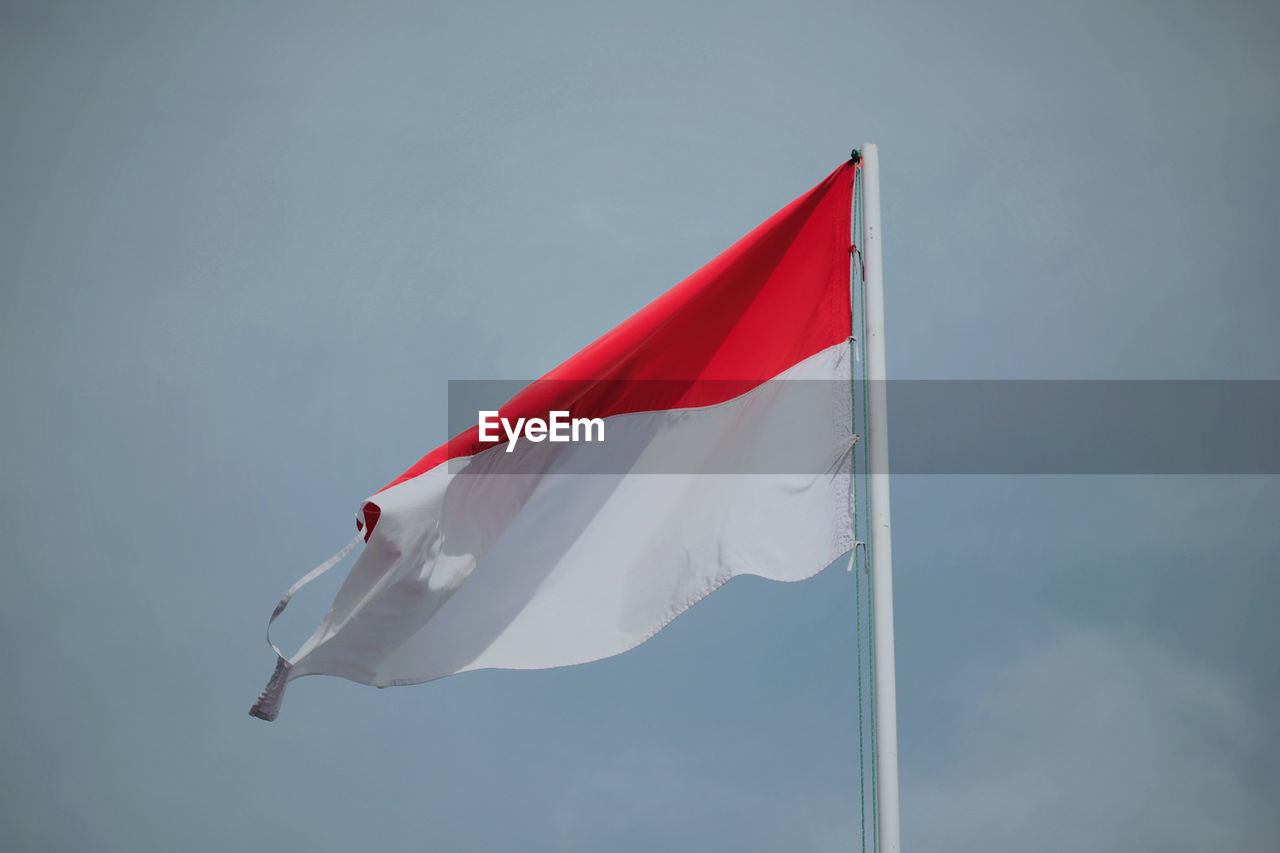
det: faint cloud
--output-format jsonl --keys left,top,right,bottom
{"left": 908, "top": 626, "right": 1278, "bottom": 852}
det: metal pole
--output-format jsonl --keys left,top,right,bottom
{"left": 860, "top": 142, "right": 902, "bottom": 853}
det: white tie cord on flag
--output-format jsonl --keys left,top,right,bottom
{"left": 249, "top": 531, "right": 364, "bottom": 721}
{"left": 844, "top": 540, "right": 867, "bottom": 573}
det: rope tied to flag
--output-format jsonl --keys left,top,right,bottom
{"left": 249, "top": 531, "right": 364, "bottom": 721}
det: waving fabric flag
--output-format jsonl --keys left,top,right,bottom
{"left": 252, "top": 161, "right": 859, "bottom": 721}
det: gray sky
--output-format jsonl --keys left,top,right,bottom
{"left": 3, "top": 1, "right": 1278, "bottom": 850}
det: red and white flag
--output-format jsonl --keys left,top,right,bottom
{"left": 252, "top": 161, "right": 860, "bottom": 720}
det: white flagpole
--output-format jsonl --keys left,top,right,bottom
{"left": 860, "top": 142, "right": 902, "bottom": 853}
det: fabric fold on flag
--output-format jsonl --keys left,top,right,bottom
{"left": 251, "top": 161, "right": 858, "bottom": 721}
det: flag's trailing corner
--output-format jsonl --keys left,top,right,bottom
{"left": 249, "top": 656, "right": 291, "bottom": 722}
{"left": 250, "top": 160, "right": 860, "bottom": 721}
{"left": 249, "top": 529, "right": 366, "bottom": 721}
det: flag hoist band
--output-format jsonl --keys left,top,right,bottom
{"left": 251, "top": 146, "right": 902, "bottom": 851}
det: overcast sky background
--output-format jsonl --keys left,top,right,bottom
{"left": 3, "top": 1, "right": 1279, "bottom": 851}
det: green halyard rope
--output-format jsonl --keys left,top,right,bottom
{"left": 851, "top": 162, "right": 865, "bottom": 853}
{"left": 860, "top": 163, "right": 880, "bottom": 853}
{"left": 854, "top": 531, "right": 867, "bottom": 853}
{"left": 851, "top": 161, "right": 879, "bottom": 853}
